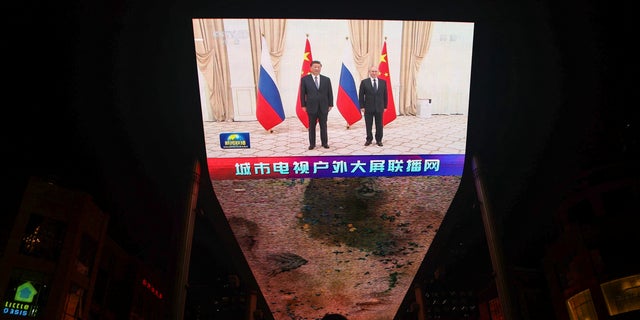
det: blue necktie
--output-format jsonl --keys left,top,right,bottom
{"left": 373, "top": 78, "right": 377, "bottom": 91}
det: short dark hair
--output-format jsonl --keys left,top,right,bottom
{"left": 321, "top": 314, "right": 348, "bottom": 320}
{"left": 310, "top": 60, "right": 322, "bottom": 67}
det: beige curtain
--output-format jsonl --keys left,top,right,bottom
{"left": 348, "top": 20, "right": 383, "bottom": 79}
{"left": 192, "top": 19, "right": 234, "bottom": 121}
{"left": 248, "top": 19, "right": 287, "bottom": 87}
{"left": 399, "top": 21, "right": 433, "bottom": 115}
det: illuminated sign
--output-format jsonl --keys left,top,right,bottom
{"left": 2, "top": 281, "right": 41, "bottom": 317}
{"left": 3, "top": 301, "right": 31, "bottom": 316}
{"left": 142, "top": 278, "right": 163, "bottom": 300}
{"left": 3, "top": 281, "right": 38, "bottom": 317}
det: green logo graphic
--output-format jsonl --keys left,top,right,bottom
{"left": 15, "top": 281, "right": 38, "bottom": 303}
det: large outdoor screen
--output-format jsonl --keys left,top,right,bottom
{"left": 193, "top": 18, "right": 473, "bottom": 319}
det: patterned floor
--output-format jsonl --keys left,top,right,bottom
{"left": 203, "top": 114, "right": 468, "bottom": 158}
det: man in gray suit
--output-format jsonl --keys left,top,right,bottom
{"left": 300, "top": 60, "right": 334, "bottom": 150}
{"left": 359, "top": 66, "right": 388, "bottom": 146}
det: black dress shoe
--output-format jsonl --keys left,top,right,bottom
{"left": 364, "top": 141, "right": 372, "bottom": 146}
{"left": 377, "top": 142, "right": 383, "bottom": 147}
{"left": 322, "top": 144, "right": 330, "bottom": 149}
{"left": 308, "top": 145, "right": 315, "bottom": 150}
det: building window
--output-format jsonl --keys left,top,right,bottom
{"left": 600, "top": 274, "right": 640, "bottom": 316}
{"left": 63, "top": 283, "right": 85, "bottom": 320}
{"left": 76, "top": 234, "right": 97, "bottom": 276}
{"left": 566, "top": 289, "right": 598, "bottom": 320}
{"left": 19, "top": 213, "right": 66, "bottom": 261}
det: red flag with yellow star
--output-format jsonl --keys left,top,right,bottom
{"left": 295, "top": 37, "right": 313, "bottom": 128}
{"left": 378, "top": 40, "right": 397, "bottom": 126}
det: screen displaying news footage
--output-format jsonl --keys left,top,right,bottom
{"left": 194, "top": 18, "right": 473, "bottom": 319}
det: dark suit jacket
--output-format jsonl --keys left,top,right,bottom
{"left": 358, "top": 77, "right": 388, "bottom": 113}
{"left": 300, "top": 74, "right": 333, "bottom": 114}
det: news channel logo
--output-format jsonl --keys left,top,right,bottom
{"left": 220, "top": 132, "right": 250, "bottom": 149}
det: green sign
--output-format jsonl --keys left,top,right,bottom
{"left": 14, "top": 282, "right": 38, "bottom": 303}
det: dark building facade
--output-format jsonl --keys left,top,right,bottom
{"left": 1, "top": 177, "right": 170, "bottom": 320}
{"left": 396, "top": 160, "right": 640, "bottom": 320}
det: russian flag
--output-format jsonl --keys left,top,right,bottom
{"left": 256, "top": 36, "right": 285, "bottom": 131}
{"left": 336, "top": 38, "right": 362, "bottom": 127}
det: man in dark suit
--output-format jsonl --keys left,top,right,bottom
{"left": 359, "top": 66, "right": 388, "bottom": 146}
{"left": 300, "top": 60, "right": 334, "bottom": 149}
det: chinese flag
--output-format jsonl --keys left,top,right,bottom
{"left": 295, "top": 38, "right": 313, "bottom": 128}
{"left": 378, "top": 40, "right": 397, "bottom": 126}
